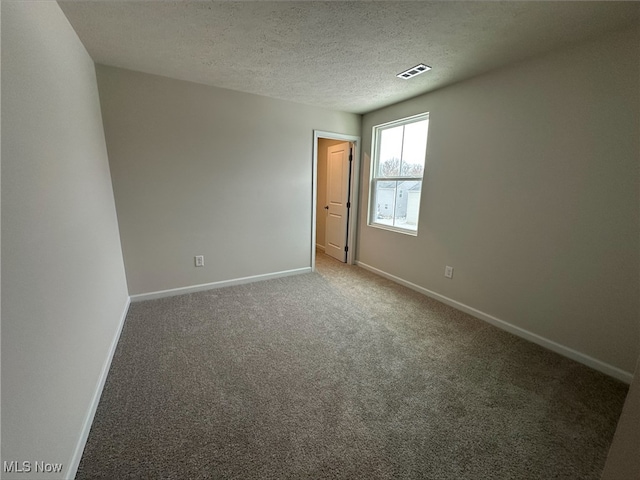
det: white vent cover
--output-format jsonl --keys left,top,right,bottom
{"left": 396, "top": 64, "right": 432, "bottom": 79}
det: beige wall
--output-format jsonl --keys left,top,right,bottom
{"left": 1, "top": 3, "right": 129, "bottom": 479}
{"left": 97, "top": 66, "right": 360, "bottom": 295}
{"left": 358, "top": 27, "right": 640, "bottom": 376}
{"left": 601, "top": 357, "right": 640, "bottom": 479}
{"left": 316, "top": 138, "right": 348, "bottom": 249}
{"left": 601, "top": 51, "right": 640, "bottom": 473}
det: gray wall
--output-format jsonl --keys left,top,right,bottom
{"left": 358, "top": 27, "right": 640, "bottom": 376}
{"left": 96, "top": 66, "right": 360, "bottom": 296}
{"left": 1, "top": 3, "right": 129, "bottom": 479}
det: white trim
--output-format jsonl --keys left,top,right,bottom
{"left": 368, "top": 221, "right": 419, "bottom": 236}
{"left": 67, "top": 296, "right": 131, "bottom": 480}
{"left": 130, "top": 267, "right": 311, "bottom": 302}
{"left": 312, "top": 130, "right": 361, "bottom": 271}
{"left": 356, "top": 261, "right": 634, "bottom": 384}
{"left": 316, "top": 243, "right": 325, "bottom": 252}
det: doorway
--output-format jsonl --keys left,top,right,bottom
{"left": 312, "top": 131, "right": 361, "bottom": 270}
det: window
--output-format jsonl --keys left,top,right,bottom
{"left": 368, "top": 113, "right": 429, "bottom": 234}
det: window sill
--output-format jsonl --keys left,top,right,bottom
{"left": 368, "top": 222, "right": 418, "bottom": 236}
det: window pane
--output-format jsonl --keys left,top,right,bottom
{"left": 377, "top": 125, "right": 403, "bottom": 177}
{"left": 373, "top": 181, "right": 396, "bottom": 227}
{"left": 372, "top": 180, "right": 421, "bottom": 231}
{"left": 393, "top": 181, "right": 421, "bottom": 230}
{"left": 399, "top": 120, "right": 428, "bottom": 177}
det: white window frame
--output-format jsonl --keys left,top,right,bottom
{"left": 368, "top": 112, "right": 429, "bottom": 235}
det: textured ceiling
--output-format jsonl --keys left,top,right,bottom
{"left": 58, "top": 1, "right": 640, "bottom": 114}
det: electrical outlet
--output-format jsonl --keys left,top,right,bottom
{"left": 444, "top": 266, "right": 453, "bottom": 278}
{"left": 195, "top": 255, "right": 205, "bottom": 267}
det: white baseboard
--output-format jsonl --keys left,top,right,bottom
{"left": 130, "top": 267, "right": 312, "bottom": 302}
{"left": 316, "top": 244, "right": 325, "bottom": 252}
{"left": 67, "top": 296, "right": 131, "bottom": 480}
{"left": 356, "top": 261, "right": 633, "bottom": 384}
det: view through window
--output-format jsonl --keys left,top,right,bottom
{"left": 369, "top": 113, "right": 429, "bottom": 233}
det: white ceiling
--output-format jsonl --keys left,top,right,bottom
{"left": 58, "top": 1, "right": 640, "bottom": 114}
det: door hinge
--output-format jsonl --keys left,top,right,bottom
{"left": 346, "top": 202, "right": 351, "bottom": 208}
{"left": 344, "top": 246, "right": 349, "bottom": 252}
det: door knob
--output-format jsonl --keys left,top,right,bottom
{"left": 324, "top": 206, "right": 329, "bottom": 210}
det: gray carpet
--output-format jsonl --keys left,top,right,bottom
{"left": 77, "top": 253, "right": 628, "bottom": 479}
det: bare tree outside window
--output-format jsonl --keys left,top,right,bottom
{"left": 380, "top": 157, "right": 424, "bottom": 177}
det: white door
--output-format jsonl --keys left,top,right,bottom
{"left": 325, "top": 142, "right": 351, "bottom": 262}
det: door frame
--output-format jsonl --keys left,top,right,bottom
{"left": 312, "top": 130, "right": 361, "bottom": 270}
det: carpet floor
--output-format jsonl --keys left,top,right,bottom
{"left": 76, "top": 253, "right": 628, "bottom": 479}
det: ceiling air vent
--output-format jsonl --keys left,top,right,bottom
{"left": 396, "top": 64, "right": 432, "bottom": 79}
